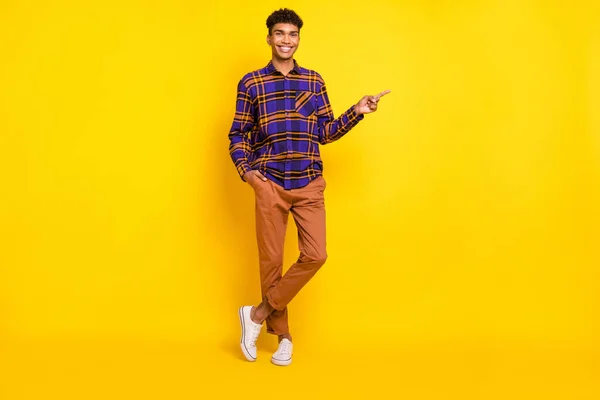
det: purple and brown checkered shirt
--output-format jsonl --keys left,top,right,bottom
{"left": 228, "top": 60, "right": 364, "bottom": 190}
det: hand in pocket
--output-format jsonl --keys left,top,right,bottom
{"left": 244, "top": 170, "right": 268, "bottom": 187}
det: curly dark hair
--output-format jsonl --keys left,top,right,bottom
{"left": 266, "top": 8, "right": 303, "bottom": 35}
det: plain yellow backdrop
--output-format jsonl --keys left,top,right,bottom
{"left": 1, "top": 0, "right": 599, "bottom": 398}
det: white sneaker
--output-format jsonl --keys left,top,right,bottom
{"left": 239, "top": 306, "right": 262, "bottom": 361}
{"left": 271, "top": 338, "right": 293, "bottom": 366}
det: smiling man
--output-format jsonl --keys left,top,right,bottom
{"left": 229, "top": 8, "right": 390, "bottom": 366}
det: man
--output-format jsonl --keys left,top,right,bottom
{"left": 228, "top": 8, "right": 390, "bottom": 366}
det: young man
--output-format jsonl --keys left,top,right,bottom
{"left": 228, "top": 8, "right": 389, "bottom": 366}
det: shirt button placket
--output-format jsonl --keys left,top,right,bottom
{"left": 284, "top": 75, "right": 292, "bottom": 190}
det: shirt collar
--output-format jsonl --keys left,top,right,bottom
{"left": 265, "top": 59, "right": 302, "bottom": 75}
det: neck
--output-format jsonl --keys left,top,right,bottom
{"left": 272, "top": 57, "right": 294, "bottom": 76}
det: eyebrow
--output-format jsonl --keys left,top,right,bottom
{"left": 273, "top": 29, "right": 299, "bottom": 34}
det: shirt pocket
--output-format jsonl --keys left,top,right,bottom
{"left": 295, "top": 91, "right": 316, "bottom": 118}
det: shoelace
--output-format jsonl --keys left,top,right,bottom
{"left": 248, "top": 324, "right": 261, "bottom": 344}
{"left": 277, "top": 341, "right": 292, "bottom": 355}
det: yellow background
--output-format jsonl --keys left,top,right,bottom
{"left": 1, "top": 0, "right": 599, "bottom": 398}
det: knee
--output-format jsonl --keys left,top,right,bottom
{"left": 300, "top": 251, "right": 327, "bottom": 266}
{"left": 315, "top": 253, "right": 327, "bottom": 266}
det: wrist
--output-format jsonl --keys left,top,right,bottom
{"left": 354, "top": 104, "right": 362, "bottom": 115}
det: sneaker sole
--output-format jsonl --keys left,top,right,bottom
{"left": 239, "top": 306, "right": 257, "bottom": 362}
{"left": 271, "top": 357, "right": 292, "bottom": 366}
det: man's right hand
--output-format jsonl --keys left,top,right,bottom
{"left": 244, "top": 170, "right": 267, "bottom": 184}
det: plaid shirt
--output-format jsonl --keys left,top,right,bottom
{"left": 228, "top": 60, "right": 364, "bottom": 190}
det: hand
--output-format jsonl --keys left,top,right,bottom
{"left": 243, "top": 170, "right": 267, "bottom": 185}
{"left": 354, "top": 90, "right": 391, "bottom": 115}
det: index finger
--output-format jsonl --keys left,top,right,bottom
{"left": 374, "top": 90, "right": 391, "bottom": 100}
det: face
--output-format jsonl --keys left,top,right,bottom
{"left": 267, "top": 23, "right": 300, "bottom": 61}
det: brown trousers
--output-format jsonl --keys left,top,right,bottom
{"left": 249, "top": 175, "right": 327, "bottom": 336}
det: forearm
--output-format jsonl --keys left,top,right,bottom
{"left": 228, "top": 133, "right": 252, "bottom": 180}
{"left": 318, "top": 105, "right": 364, "bottom": 145}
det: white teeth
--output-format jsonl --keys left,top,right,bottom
{"left": 280, "top": 47, "right": 291, "bottom": 51}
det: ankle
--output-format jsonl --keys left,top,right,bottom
{"left": 250, "top": 306, "right": 264, "bottom": 325}
{"left": 278, "top": 333, "right": 292, "bottom": 343}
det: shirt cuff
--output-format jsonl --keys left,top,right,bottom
{"left": 237, "top": 163, "right": 252, "bottom": 181}
{"left": 347, "top": 106, "right": 365, "bottom": 126}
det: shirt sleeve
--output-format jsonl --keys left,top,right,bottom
{"left": 315, "top": 76, "right": 364, "bottom": 145}
{"left": 228, "top": 79, "right": 255, "bottom": 180}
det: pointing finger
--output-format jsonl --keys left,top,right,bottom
{"left": 374, "top": 90, "right": 392, "bottom": 101}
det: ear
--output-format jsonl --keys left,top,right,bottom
{"left": 266, "top": 35, "right": 271, "bottom": 45}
